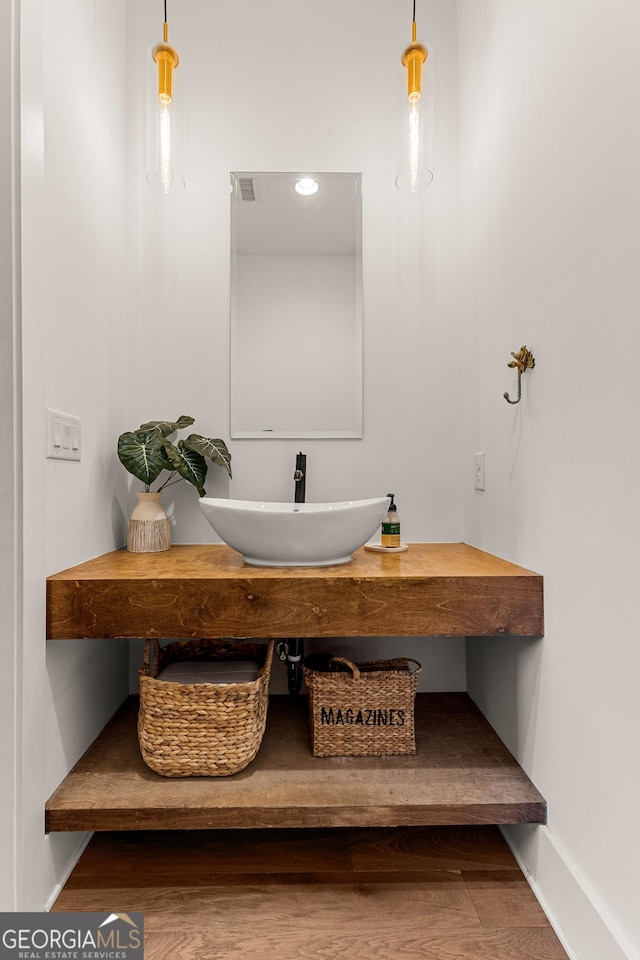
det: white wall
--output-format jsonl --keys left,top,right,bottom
{"left": 458, "top": 3, "right": 640, "bottom": 959}
{"left": 129, "top": 0, "right": 462, "bottom": 537}
{"left": 12, "top": 0, "right": 131, "bottom": 910}
{"left": 127, "top": 0, "right": 466, "bottom": 693}
{"left": 0, "top": 0, "right": 19, "bottom": 912}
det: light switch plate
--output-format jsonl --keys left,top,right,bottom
{"left": 46, "top": 408, "right": 81, "bottom": 461}
{"left": 474, "top": 451, "right": 485, "bottom": 491}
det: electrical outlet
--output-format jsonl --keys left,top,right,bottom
{"left": 473, "top": 451, "right": 485, "bottom": 491}
{"left": 46, "top": 408, "right": 81, "bottom": 461}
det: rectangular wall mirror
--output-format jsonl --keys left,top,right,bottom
{"left": 230, "top": 171, "right": 363, "bottom": 439}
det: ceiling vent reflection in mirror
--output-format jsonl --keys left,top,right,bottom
{"left": 238, "top": 178, "right": 257, "bottom": 202}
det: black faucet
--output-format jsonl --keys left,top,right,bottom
{"left": 294, "top": 452, "right": 306, "bottom": 503}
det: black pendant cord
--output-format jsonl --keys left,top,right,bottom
{"left": 164, "top": 0, "right": 168, "bottom": 24}
{"left": 413, "top": 0, "right": 416, "bottom": 23}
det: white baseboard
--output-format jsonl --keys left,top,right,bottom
{"left": 44, "top": 832, "right": 93, "bottom": 912}
{"left": 501, "top": 824, "right": 637, "bottom": 960}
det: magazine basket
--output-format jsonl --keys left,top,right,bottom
{"left": 138, "top": 638, "right": 274, "bottom": 777}
{"left": 302, "top": 656, "right": 421, "bottom": 757}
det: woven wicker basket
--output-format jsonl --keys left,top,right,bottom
{"left": 303, "top": 656, "right": 421, "bottom": 758}
{"left": 138, "top": 638, "right": 274, "bottom": 777}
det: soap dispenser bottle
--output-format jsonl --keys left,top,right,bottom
{"left": 381, "top": 494, "right": 401, "bottom": 548}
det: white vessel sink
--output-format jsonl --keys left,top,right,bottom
{"left": 199, "top": 497, "right": 391, "bottom": 567}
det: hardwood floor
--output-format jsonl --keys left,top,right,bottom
{"left": 53, "top": 826, "right": 569, "bottom": 960}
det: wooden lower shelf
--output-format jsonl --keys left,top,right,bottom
{"left": 45, "top": 694, "right": 546, "bottom": 832}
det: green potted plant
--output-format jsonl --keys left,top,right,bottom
{"left": 118, "top": 415, "right": 232, "bottom": 553}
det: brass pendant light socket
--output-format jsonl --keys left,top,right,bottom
{"left": 153, "top": 37, "right": 179, "bottom": 104}
{"left": 402, "top": 40, "right": 428, "bottom": 101}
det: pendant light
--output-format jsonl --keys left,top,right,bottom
{"left": 396, "top": 0, "right": 433, "bottom": 192}
{"left": 147, "top": 0, "right": 184, "bottom": 193}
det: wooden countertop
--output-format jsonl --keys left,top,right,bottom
{"left": 47, "top": 543, "right": 543, "bottom": 640}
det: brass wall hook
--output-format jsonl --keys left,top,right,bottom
{"left": 503, "top": 346, "right": 535, "bottom": 404}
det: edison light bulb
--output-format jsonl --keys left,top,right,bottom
{"left": 407, "top": 95, "right": 423, "bottom": 188}
{"left": 157, "top": 99, "right": 173, "bottom": 194}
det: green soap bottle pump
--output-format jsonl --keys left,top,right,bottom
{"left": 381, "top": 493, "right": 401, "bottom": 548}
